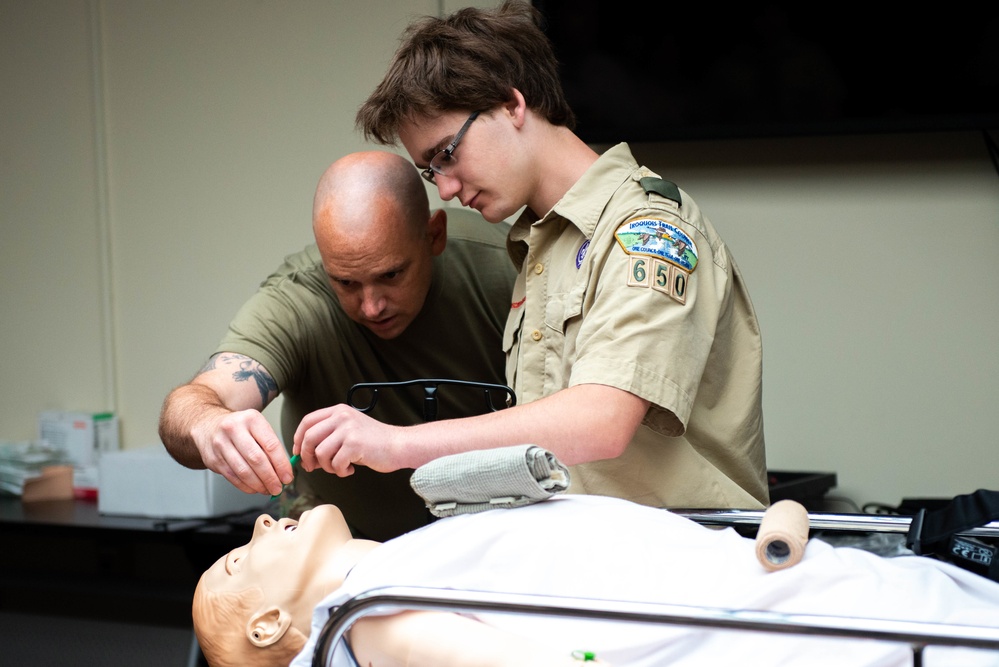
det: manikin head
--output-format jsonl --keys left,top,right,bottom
{"left": 312, "top": 151, "right": 447, "bottom": 340}
{"left": 193, "top": 504, "right": 376, "bottom": 667}
{"left": 355, "top": 1, "right": 576, "bottom": 223}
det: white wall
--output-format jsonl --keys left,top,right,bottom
{"left": 2, "top": 0, "right": 111, "bottom": 430}
{"left": 2, "top": 0, "right": 997, "bottom": 509}
{"left": 630, "top": 135, "right": 999, "bottom": 507}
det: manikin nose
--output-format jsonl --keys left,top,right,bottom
{"left": 252, "top": 514, "right": 276, "bottom": 536}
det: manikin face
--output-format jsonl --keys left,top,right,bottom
{"left": 200, "top": 505, "right": 353, "bottom": 633}
{"left": 398, "top": 108, "right": 534, "bottom": 224}
{"left": 314, "top": 204, "right": 444, "bottom": 340}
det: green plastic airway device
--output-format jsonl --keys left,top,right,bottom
{"left": 271, "top": 454, "right": 301, "bottom": 500}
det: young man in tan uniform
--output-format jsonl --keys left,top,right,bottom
{"left": 293, "top": 1, "right": 768, "bottom": 509}
{"left": 500, "top": 143, "right": 767, "bottom": 508}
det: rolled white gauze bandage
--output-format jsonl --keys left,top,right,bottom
{"left": 755, "top": 499, "right": 809, "bottom": 571}
{"left": 410, "top": 444, "right": 570, "bottom": 518}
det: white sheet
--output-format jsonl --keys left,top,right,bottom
{"left": 293, "top": 495, "right": 999, "bottom": 666}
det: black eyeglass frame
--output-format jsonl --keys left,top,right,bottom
{"left": 420, "top": 111, "right": 480, "bottom": 184}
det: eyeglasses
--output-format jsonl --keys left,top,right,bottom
{"left": 421, "top": 111, "right": 480, "bottom": 184}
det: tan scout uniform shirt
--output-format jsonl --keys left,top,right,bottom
{"left": 504, "top": 143, "right": 768, "bottom": 509}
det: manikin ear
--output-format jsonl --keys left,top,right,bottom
{"left": 246, "top": 607, "right": 292, "bottom": 648}
{"left": 427, "top": 208, "right": 448, "bottom": 256}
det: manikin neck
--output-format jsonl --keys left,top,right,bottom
{"left": 318, "top": 538, "right": 381, "bottom": 599}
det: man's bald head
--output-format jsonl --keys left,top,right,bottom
{"left": 311, "top": 151, "right": 448, "bottom": 340}
{"left": 313, "top": 151, "right": 429, "bottom": 240}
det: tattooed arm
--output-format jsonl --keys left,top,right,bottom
{"left": 159, "top": 353, "right": 291, "bottom": 496}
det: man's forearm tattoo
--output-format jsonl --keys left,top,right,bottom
{"left": 201, "top": 353, "right": 278, "bottom": 405}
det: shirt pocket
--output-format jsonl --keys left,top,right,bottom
{"left": 544, "top": 287, "right": 584, "bottom": 335}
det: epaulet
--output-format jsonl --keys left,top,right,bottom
{"left": 639, "top": 177, "right": 682, "bottom": 206}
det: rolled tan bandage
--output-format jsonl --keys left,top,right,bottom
{"left": 755, "top": 499, "right": 809, "bottom": 571}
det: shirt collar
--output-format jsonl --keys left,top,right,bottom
{"left": 511, "top": 142, "right": 638, "bottom": 243}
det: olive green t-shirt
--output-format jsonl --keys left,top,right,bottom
{"left": 216, "top": 208, "right": 516, "bottom": 540}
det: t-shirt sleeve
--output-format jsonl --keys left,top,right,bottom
{"left": 214, "top": 250, "right": 333, "bottom": 392}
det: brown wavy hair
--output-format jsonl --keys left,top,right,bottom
{"left": 356, "top": 0, "right": 575, "bottom": 145}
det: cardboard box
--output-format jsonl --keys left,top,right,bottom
{"left": 98, "top": 446, "right": 268, "bottom": 519}
{"left": 38, "top": 410, "right": 119, "bottom": 466}
{"left": 38, "top": 411, "right": 120, "bottom": 497}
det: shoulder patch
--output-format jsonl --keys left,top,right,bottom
{"left": 614, "top": 216, "right": 698, "bottom": 273}
{"left": 639, "top": 177, "right": 682, "bottom": 205}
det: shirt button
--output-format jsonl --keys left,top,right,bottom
{"left": 531, "top": 329, "right": 542, "bottom": 341}
{"left": 534, "top": 263, "right": 544, "bottom": 275}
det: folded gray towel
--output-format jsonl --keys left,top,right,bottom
{"left": 410, "top": 444, "right": 570, "bottom": 517}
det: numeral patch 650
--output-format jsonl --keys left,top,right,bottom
{"left": 627, "top": 256, "right": 688, "bottom": 305}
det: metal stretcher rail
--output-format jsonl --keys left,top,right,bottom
{"left": 675, "top": 509, "right": 999, "bottom": 538}
{"left": 312, "top": 585, "right": 999, "bottom": 667}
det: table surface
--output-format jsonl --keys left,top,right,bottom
{"left": 1, "top": 493, "right": 268, "bottom": 532}
{"left": 0, "top": 495, "right": 263, "bottom": 628}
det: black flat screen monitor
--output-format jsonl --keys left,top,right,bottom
{"left": 533, "top": 2, "right": 999, "bottom": 143}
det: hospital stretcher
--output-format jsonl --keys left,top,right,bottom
{"left": 309, "top": 510, "right": 999, "bottom": 667}
{"left": 311, "top": 585, "right": 999, "bottom": 667}
{"left": 317, "top": 382, "right": 999, "bottom": 665}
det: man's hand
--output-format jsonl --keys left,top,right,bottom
{"left": 159, "top": 352, "right": 291, "bottom": 496}
{"left": 293, "top": 405, "right": 408, "bottom": 477}
{"left": 193, "top": 406, "right": 292, "bottom": 496}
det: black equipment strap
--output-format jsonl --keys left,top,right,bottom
{"left": 906, "top": 488, "right": 999, "bottom": 582}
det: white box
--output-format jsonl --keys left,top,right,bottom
{"left": 38, "top": 410, "right": 120, "bottom": 466}
{"left": 98, "top": 446, "right": 268, "bottom": 519}
{"left": 38, "top": 411, "right": 120, "bottom": 496}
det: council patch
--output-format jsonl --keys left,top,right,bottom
{"left": 614, "top": 217, "right": 698, "bottom": 273}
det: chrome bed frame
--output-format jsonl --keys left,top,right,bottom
{"left": 312, "top": 586, "right": 999, "bottom": 667}
{"left": 675, "top": 508, "right": 999, "bottom": 539}
{"left": 312, "top": 511, "right": 999, "bottom": 667}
